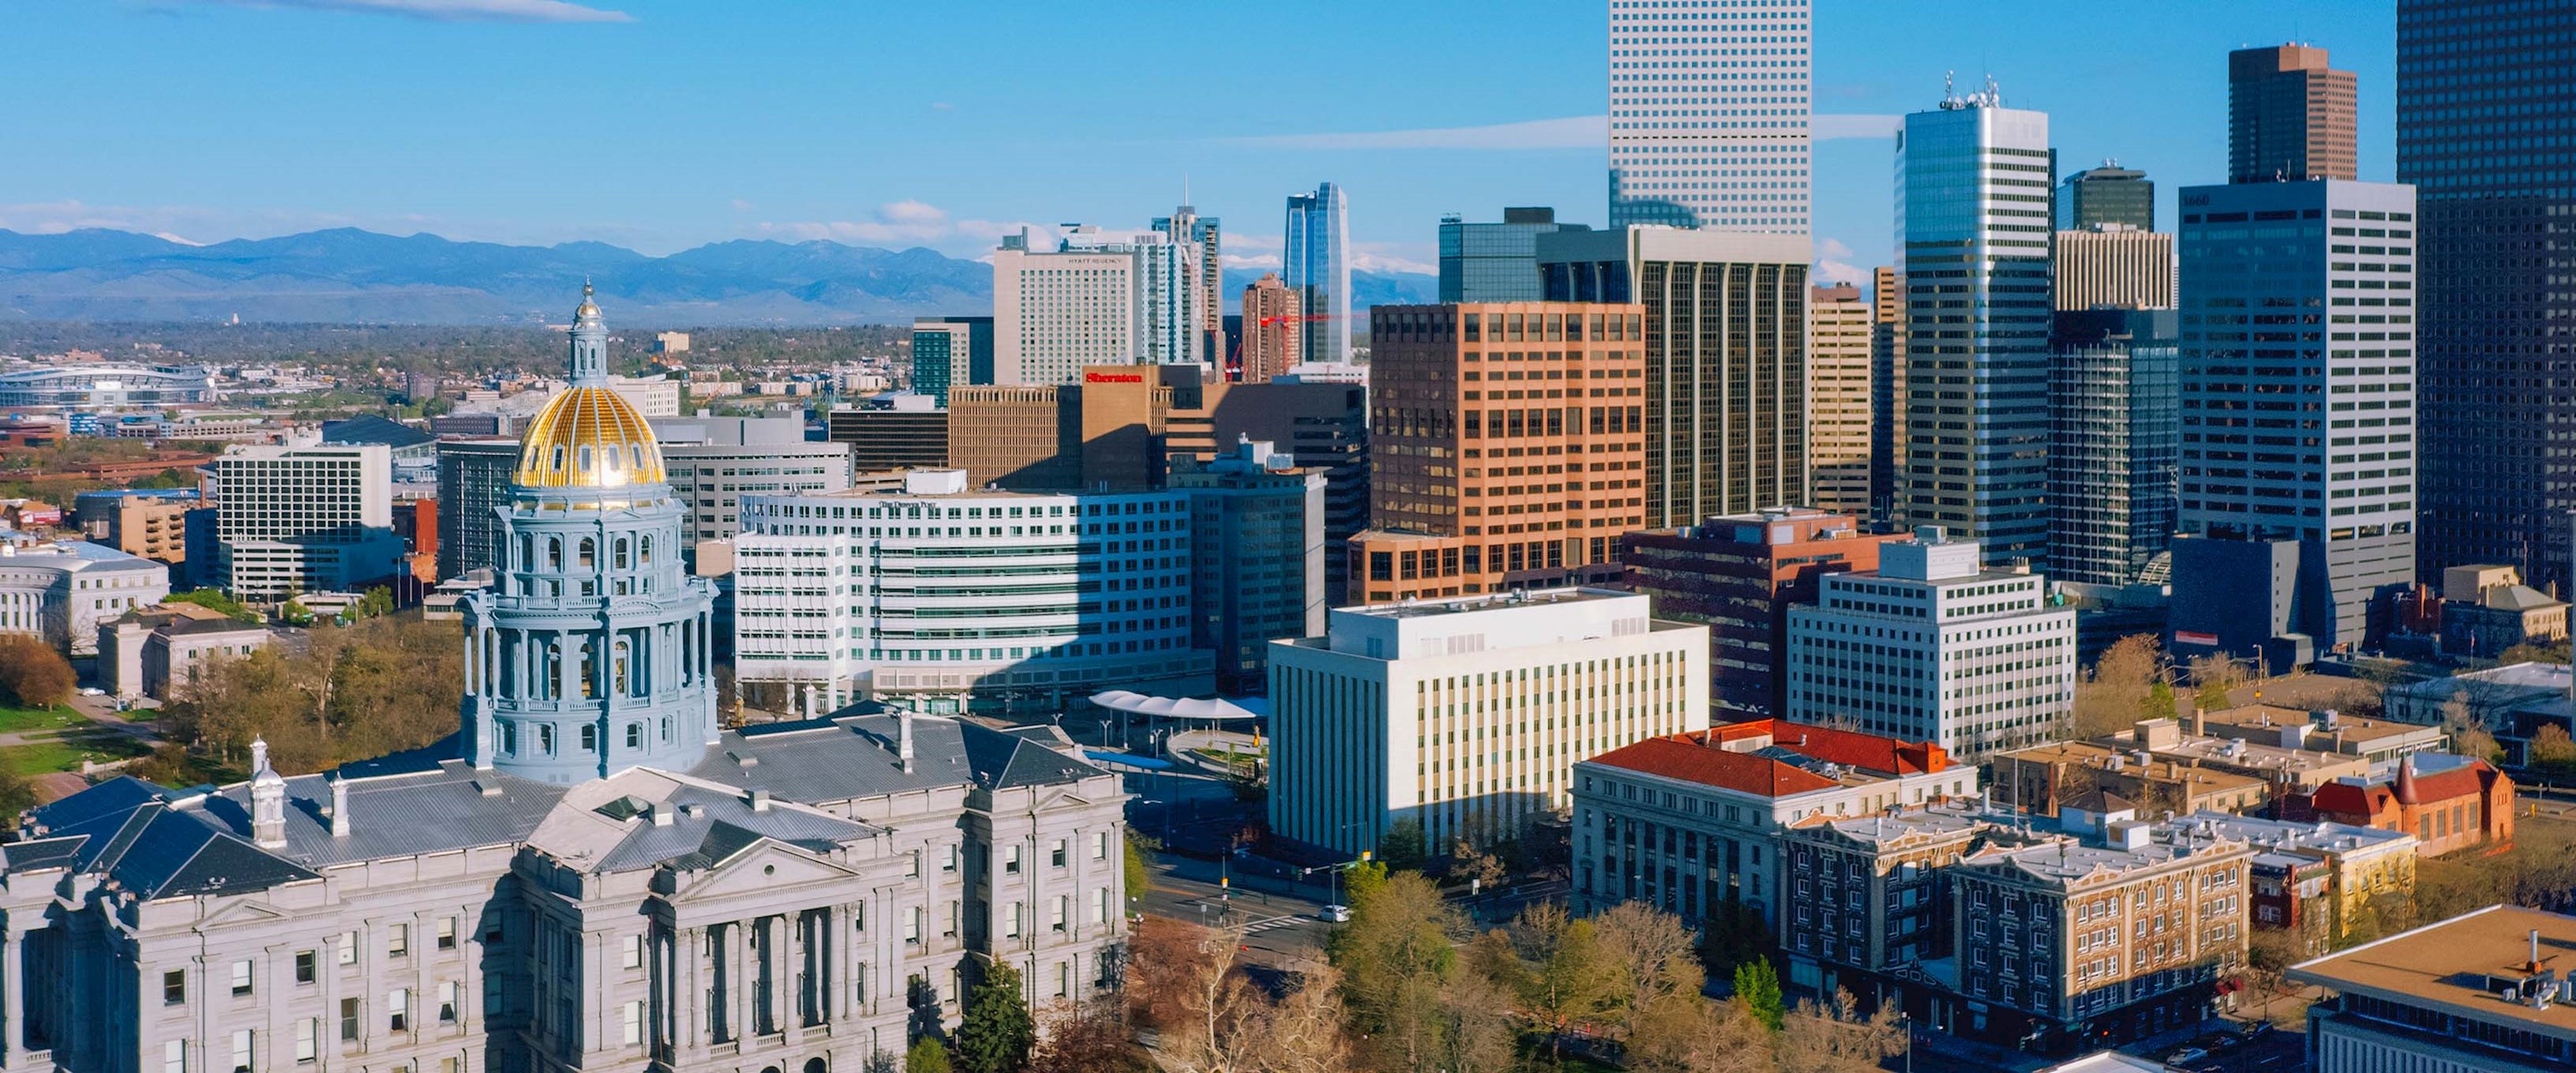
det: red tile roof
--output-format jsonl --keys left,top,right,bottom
{"left": 1587, "top": 732, "right": 1840, "bottom": 797}
{"left": 1771, "top": 721, "right": 1951, "bottom": 775}
{"left": 2309, "top": 760, "right": 2497, "bottom": 819}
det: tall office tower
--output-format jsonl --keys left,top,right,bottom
{"left": 1347, "top": 303, "right": 1647, "bottom": 604}
{"left": 1808, "top": 282, "right": 1872, "bottom": 514}
{"left": 2048, "top": 308, "right": 2179, "bottom": 587}
{"left": 1785, "top": 529, "right": 2077, "bottom": 761}
{"left": 1153, "top": 203, "right": 1224, "bottom": 362}
{"left": 2402, "top": 0, "right": 2576, "bottom": 592}
{"left": 2229, "top": 44, "right": 2358, "bottom": 184}
{"left": 1268, "top": 587, "right": 1708, "bottom": 855}
{"left": 1240, "top": 272, "right": 1302, "bottom": 384}
{"left": 1438, "top": 207, "right": 1587, "bottom": 302}
{"left": 1284, "top": 182, "right": 1352, "bottom": 364}
{"left": 1171, "top": 439, "right": 1327, "bottom": 694}
{"left": 826, "top": 393, "right": 951, "bottom": 470}
{"left": 1606, "top": 0, "right": 1811, "bottom": 232}
{"left": 435, "top": 437, "right": 520, "bottom": 579}
{"left": 1538, "top": 227, "right": 1812, "bottom": 528}
{"left": 2170, "top": 179, "right": 2416, "bottom": 665}
{"left": 990, "top": 224, "right": 1199, "bottom": 384}
{"left": 213, "top": 442, "right": 404, "bottom": 599}
{"left": 1897, "top": 85, "right": 2055, "bottom": 566}
{"left": 2053, "top": 225, "right": 2177, "bottom": 311}
{"left": 909, "top": 316, "right": 993, "bottom": 406}
{"left": 1869, "top": 266, "right": 1907, "bottom": 521}
{"left": 2055, "top": 162, "right": 2157, "bottom": 230}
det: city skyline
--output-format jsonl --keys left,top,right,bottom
{"left": 13, "top": 0, "right": 2394, "bottom": 288}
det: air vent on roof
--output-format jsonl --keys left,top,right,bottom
{"left": 472, "top": 780, "right": 503, "bottom": 798}
{"left": 729, "top": 751, "right": 759, "bottom": 767}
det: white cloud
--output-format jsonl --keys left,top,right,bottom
{"left": 1350, "top": 245, "right": 1436, "bottom": 275}
{"left": 1231, "top": 113, "right": 1900, "bottom": 151}
{"left": 1220, "top": 254, "right": 1281, "bottom": 270}
{"left": 1813, "top": 237, "right": 1868, "bottom": 287}
{"left": 150, "top": 232, "right": 207, "bottom": 246}
{"left": 181, "top": 0, "right": 631, "bottom": 21}
{"left": 756, "top": 202, "right": 1060, "bottom": 255}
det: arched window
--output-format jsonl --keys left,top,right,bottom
{"left": 613, "top": 639, "right": 631, "bottom": 697}
{"left": 580, "top": 538, "right": 597, "bottom": 569}
{"left": 579, "top": 445, "right": 594, "bottom": 472}
{"left": 551, "top": 444, "right": 567, "bottom": 472}
{"left": 501, "top": 721, "right": 519, "bottom": 755}
{"left": 804, "top": 1059, "right": 826, "bottom": 1073}
{"left": 631, "top": 444, "right": 646, "bottom": 470}
{"left": 640, "top": 536, "right": 653, "bottom": 563}
{"left": 625, "top": 722, "right": 642, "bottom": 749}
{"left": 580, "top": 642, "right": 597, "bottom": 700}
{"left": 604, "top": 446, "right": 622, "bottom": 473}
{"left": 614, "top": 538, "right": 630, "bottom": 570}
{"left": 547, "top": 537, "right": 564, "bottom": 571}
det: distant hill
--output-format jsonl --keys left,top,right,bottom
{"left": 0, "top": 228, "right": 1436, "bottom": 327}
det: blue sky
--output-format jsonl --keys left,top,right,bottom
{"left": 8, "top": 0, "right": 2393, "bottom": 282}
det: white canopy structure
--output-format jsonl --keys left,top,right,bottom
{"left": 1086, "top": 690, "right": 1266, "bottom": 721}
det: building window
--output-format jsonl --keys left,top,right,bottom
{"left": 295, "top": 1019, "right": 318, "bottom": 1064}
{"left": 338, "top": 931, "right": 360, "bottom": 966}
{"left": 439, "top": 981, "right": 460, "bottom": 1024}
{"left": 622, "top": 934, "right": 646, "bottom": 969}
{"left": 295, "top": 950, "right": 316, "bottom": 984}
{"left": 389, "top": 925, "right": 409, "bottom": 958}
{"left": 388, "top": 989, "right": 410, "bottom": 1033}
{"left": 164, "top": 969, "right": 186, "bottom": 1006}
{"left": 1094, "top": 831, "right": 1110, "bottom": 860}
{"left": 436, "top": 917, "right": 456, "bottom": 950}
{"left": 622, "top": 1000, "right": 645, "bottom": 1045}
{"left": 165, "top": 1040, "right": 186, "bottom": 1073}
{"left": 1052, "top": 840, "right": 1068, "bottom": 868}
{"left": 339, "top": 998, "right": 360, "bottom": 1042}
{"left": 1005, "top": 846, "right": 1022, "bottom": 874}
{"left": 232, "top": 959, "right": 254, "bottom": 996}
{"left": 230, "top": 1029, "right": 253, "bottom": 1073}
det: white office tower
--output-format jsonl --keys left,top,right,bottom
{"left": 991, "top": 225, "right": 1202, "bottom": 385}
{"left": 1896, "top": 84, "right": 2055, "bottom": 566}
{"left": 1785, "top": 528, "right": 2076, "bottom": 761}
{"left": 1268, "top": 588, "right": 1709, "bottom": 856}
{"left": 1607, "top": 0, "right": 1811, "bottom": 232}
{"left": 212, "top": 442, "right": 404, "bottom": 600}
{"left": 730, "top": 469, "right": 1213, "bottom": 718}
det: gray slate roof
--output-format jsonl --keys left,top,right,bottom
{"left": 13, "top": 712, "right": 1106, "bottom": 902}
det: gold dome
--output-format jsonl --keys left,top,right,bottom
{"left": 513, "top": 384, "right": 667, "bottom": 489}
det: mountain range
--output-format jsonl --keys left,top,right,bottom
{"left": 0, "top": 228, "right": 1436, "bottom": 327}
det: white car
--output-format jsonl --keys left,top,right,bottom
{"left": 1318, "top": 904, "right": 1351, "bottom": 923}
{"left": 78, "top": 687, "right": 105, "bottom": 697}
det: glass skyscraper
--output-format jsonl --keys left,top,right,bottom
{"left": 1437, "top": 207, "right": 1584, "bottom": 302}
{"left": 2056, "top": 163, "right": 2156, "bottom": 231}
{"left": 2048, "top": 308, "right": 2178, "bottom": 587}
{"left": 1606, "top": 0, "right": 1810, "bottom": 233}
{"left": 2402, "top": 0, "right": 2576, "bottom": 592}
{"left": 1284, "top": 182, "right": 1351, "bottom": 364}
{"left": 1896, "top": 86, "right": 2055, "bottom": 566}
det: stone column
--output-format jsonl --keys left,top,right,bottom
{"left": 2, "top": 919, "right": 23, "bottom": 1070}
{"left": 729, "top": 920, "right": 750, "bottom": 1042}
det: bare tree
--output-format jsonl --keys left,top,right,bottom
{"left": 1775, "top": 990, "right": 1906, "bottom": 1073}
{"left": 1631, "top": 997, "right": 1777, "bottom": 1073}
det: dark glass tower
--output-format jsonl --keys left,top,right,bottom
{"left": 2056, "top": 163, "right": 2157, "bottom": 231}
{"left": 2048, "top": 308, "right": 2178, "bottom": 587}
{"left": 2229, "top": 44, "right": 2358, "bottom": 184}
{"left": 2402, "top": 0, "right": 2576, "bottom": 591}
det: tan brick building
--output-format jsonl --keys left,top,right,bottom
{"left": 1350, "top": 302, "right": 1645, "bottom": 604}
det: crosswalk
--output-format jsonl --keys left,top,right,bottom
{"left": 1241, "top": 914, "right": 1305, "bottom": 934}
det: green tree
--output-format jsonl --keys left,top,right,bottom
{"left": 165, "top": 587, "right": 259, "bottom": 622}
{"left": 278, "top": 599, "right": 315, "bottom": 627}
{"left": 2528, "top": 724, "right": 2576, "bottom": 778}
{"left": 1123, "top": 833, "right": 1156, "bottom": 908}
{"left": 1733, "top": 957, "right": 1785, "bottom": 1033}
{"left": 353, "top": 587, "right": 395, "bottom": 620}
{"left": 954, "top": 961, "right": 1035, "bottom": 1073}
{"left": 1376, "top": 818, "right": 1428, "bottom": 871}
{"left": 0, "top": 635, "right": 75, "bottom": 708}
{"left": 0, "top": 770, "right": 35, "bottom": 827}
{"left": 903, "top": 1037, "right": 952, "bottom": 1073}
{"left": 1329, "top": 872, "right": 1464, "bottom": 1072}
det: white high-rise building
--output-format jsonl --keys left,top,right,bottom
{"left": 1785, "top": 528, "right": 2077, "bottom": 761}
{"left": 1267, "top": 587, "right": 1709, "bottom": 855}
{"left": 211, "top": 442, "right": 405, "bottom": 600}
{"left": 1897, "top": 86, "right": 2055, "bottom": 566}
{"left": 729, "top": 469, "right": 1213, "bottom": 717}
{"left": 1607, "top": 0, "right": 1811, "bottom": 232}
{"left": 991, "top": 225, "right": 1202, "bottom": 385}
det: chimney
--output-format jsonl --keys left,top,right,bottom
{"left": 650, "top": 801, "right": 674, "bottom": 827}
{"left": 2532, "top": 929, "right": 2545, "bottom": 973}
{"left": 899, "top": 712, "right": 917, "bottom": 773}
{"left": 749, "top": 789, "right": 772, "bottom": 813}
{"left": 328, "top": 773, "right": 351, "bottom": 838}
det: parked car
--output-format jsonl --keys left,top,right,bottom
{"left": 1319, "top": 904, "right": 1351, "bottom": 923}
{"left": 2165, "top": 1047, "right": 2210, "bottom": 1066}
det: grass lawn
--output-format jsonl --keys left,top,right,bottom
{"left": 0, "top": 705, "right": 83, "bottom": 735}
{"left": 0, "top": 730, "right": 153, "bottom": 776}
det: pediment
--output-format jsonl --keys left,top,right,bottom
{"left": 197, "top": 898, "right": 296, "bottom": 929}
{"left": 670, "top": 840, "right": 864, "bottom": 902}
